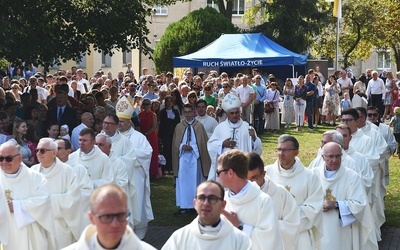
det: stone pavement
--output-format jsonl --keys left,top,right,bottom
{"left": 143, "top": 225, "right": 400, "bottom": 249}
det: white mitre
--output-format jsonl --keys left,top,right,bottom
{"left": 116, "top": 96, "right": 135, "bottom": 119}
{"left": 221, "top": 93, "right": 241, "bottom": 112}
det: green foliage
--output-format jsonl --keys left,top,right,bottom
{"left": 153, "top": 7, "right": 238, "bottom": 72}
{"left": 0, "top": 0, "right": 151, "bottom": 67}
{"left": 244, "top": 0, "right": 331, "bottom": 54}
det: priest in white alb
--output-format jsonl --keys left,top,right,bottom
{"left": 266, "top": 134, "right": 323, "bottom": 249}
{"left": 117, "top": 95, "right": 154, "bottom": 239}
{"left": 32, "top": 138, "right": 82, "bottom": 248}
{"left": 162, "top": 181, "right": 251, "bottom": 250}
{"left": 218, "top": 150, "right": 282, "bottom": 250}
{"left": 172, "top": 104, "right": 211, "bottom": 215}
{"left": 0, "top": 141, "right": 56, "bottom": 250}
{"left": 308, "top": 130, "right": 374, "bottom": 196}
{"left": 56, "top": 138, "right": 94, "bottom": 234}
{"left": 68, "top": 128, "right": 114, "bottom": 188}
{"left": 208, "top": 93, "right": 262, "bottom": 180}
{"left": 313, "top": 142, "right": 378, "bottom": 250}
{"left": 247, "top": 153, "right": 300, "bottom": 250}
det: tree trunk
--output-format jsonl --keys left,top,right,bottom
{"left": 392, "top": 44, "right": 400, "bottom": 71}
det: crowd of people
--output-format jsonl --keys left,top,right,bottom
{"left": 0, "top": 64, "right": 398, "bottom": 249}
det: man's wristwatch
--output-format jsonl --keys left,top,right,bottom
{"left": 237, "top": 223, "right": 244, "bottom": 231}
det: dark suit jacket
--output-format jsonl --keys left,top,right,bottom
{"left": 47, "top": 105, "right": 78, "bottom": 135}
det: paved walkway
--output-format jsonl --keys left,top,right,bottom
{"left": 143, "top": 225, "right": 400, "bottom": 249}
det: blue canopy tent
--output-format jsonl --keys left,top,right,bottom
{"left": 173, "top": 33, "right": 307, "bottom": 77}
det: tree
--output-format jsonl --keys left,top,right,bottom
{"left": 153, "top": 7, "right": 238, "bottom": 72}
{"left": 0, "top": 0, "right": 151, "bottom": 68}
{"left": 311, "top": 0, "right": 377, "bottom": 69}
{"left": 243, "top": 0, "right": 331, "bottom": 54}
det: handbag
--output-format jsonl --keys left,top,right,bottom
{"left": 264, "top": 91, "right": 277, "bottom": 113}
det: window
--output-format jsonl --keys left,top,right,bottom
{"left": 207, "top": 0, "right": 218, "bottom": 10}
{"left": 76, "top": 53, "right": 86, "bottom": 68}
{"left": 232, "top": 0, "right": 245, "bottom": 15}
{"left": 153, "top": 6, "right": 168, "bottom": 15}
{"left": 377, "top": 49, "right": 391, "bottom": 69}
{"left": 122, "top": 51, "right": 132, "bottom": 65}
{"left": 101, "top": 53, "right": 112, "bottom": 67}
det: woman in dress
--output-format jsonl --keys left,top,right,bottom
{"left": 312, "top": 75, "right": 323, "bottom": 127}
{"left": 10, "top": 117, "right": 35, "bottom": 166}
{"left": 322, "top": 75, "right": 341, "bottom": 125}
{"left": 216, "top": 81, "right": 233, "bottom": 123}
{"left": 383, "top": 71, "right": 398, "bottom": 120}
{"left": 293, "top": 75, "right": 307, "bottom": 131}
{"left": 352, "top": 75, "right": 367, "bottom": 108}
{"left": 159, "top": 96, "right": 180, "bottom": 174}
{"left": 264, "top": 82, "right": 281, "bottom": 132}
{"left": 139, "top": 98, "right": 160, "bottom": 179}
{"left": 282, "top": 78, "right": 295, "bottom": 128}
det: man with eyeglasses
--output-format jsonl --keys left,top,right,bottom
{"left": 247, "top": 153, "right": 300, "bottom": 250}
{"left": 313, "top": 142, "right": 378, "bottom": 250}
{"left": 69, "top": 128, "right": 114, "bottom": 188}
{"left": 31, "top": 138, "right": 81, "bottom": 248}
{"left": 172, "top": 104, "right": 211, "bottom": 215}
{"left": 208, "top": 93, "right": 262, "bottom": 180}
{"left": 100, "top": 114, "right": 145, "bottom": 236}
{"left": 63, "top": 183, "right": 155, "bottom": 250}
{"left": 266, "top": 134, "right": 323, "bottom": 250}
{"left": 367, "top": 106, "right": 397, "bottom": 192}
{"left": 216, "top": 149, "right": 282, "bottom": 250}
{"left": 309, "top": 129, "right": 374, "bottom": 195}
{"left": 162, "top": 180, "right": 251, "bottom": 249}
{"left": 0, "top": 140, "right": 56, "bottom": 249}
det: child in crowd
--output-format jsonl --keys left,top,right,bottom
{"left": 390, "top": 107, "right": 400, "bottom": 158}
{"left": 59, "top": 124, "right": 71, "bottom": 141}
{"left": 206, "top": 105, "right": 216, "bottom": 119}
{"left": 341, "top": 92, "right": 352, "bottom": 112}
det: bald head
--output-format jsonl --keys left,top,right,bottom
{"left": 81, "top": 112, "right": 94, "bottom": 127}
{"left": 89, "top": 184, "right": 127, "bottom": 212}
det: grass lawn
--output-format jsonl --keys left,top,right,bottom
{"left": 149, "top": 124, "right": 400, "bottom": 227}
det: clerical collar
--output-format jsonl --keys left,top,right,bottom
{"left": 82, "top": 147, "right": 96, "bottom": 156}
{"left": 186, "top": 118, "right": 194, "bottom": 125}
{"left": 3, "top": 165, "right": 22, "bottom": 178}
{"left": 198, "top": 219, "right": 221, "bottom": 228}
{"left": 324, "top": 166, "right": 338, "bottom": 178}
{"left": 40, "top": 160, "right": 57, "bottom": 174}
{"left": 278, "top": 160, "right": 296, "bottom": 173}
{"left": 110, "top": 131, "right": 118, "bottom": 140}
{"left": 229, "top": 181, "right": 250, "bottom": 196}
{"left": 96, "top": 235, "right": 121, "bottom": 249}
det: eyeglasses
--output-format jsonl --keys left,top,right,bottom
{"left": 195, "top": 195, "right": 223, "bottom": 204}
{"left": 323, "top": 154, "right": 342, "bottom": 160}
{"left": 367, "top": 113, "right": 379, "bottom": 117}
{"left": 0, "top": 154, "right": 20, "bottom": 162}
{"left": 216, "top": 168, "right": 229, "bottom": 176}
{"left": 275, "top": 148, "right": 297, "bottom": 153}
{"left": 341, "top": 118, "right": 354, "bottom": 123}
{"left": 256, "top": 78, "right": 261, "bottom": 80}
{"left": 102, "top": 121, "right": 117, "bottom": 126}
{"left": 35, "top": 148, "right": 53, "bottom": 154}
{"left": 91, "top": 211, "right": 131, "bottom": 224}
{"left": 270, "top": 84, "right": 277, "bottom": 87}
{"left": 96, "top": 143, "right": 105, "bottom": 147}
